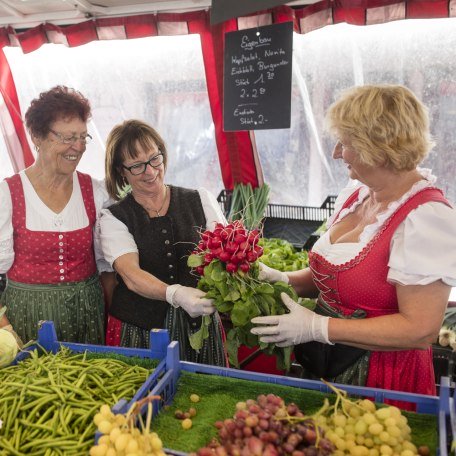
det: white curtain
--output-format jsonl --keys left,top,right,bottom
{"left": 256, "top": 18, "right": 456, "bottom": 207}
{"left": 2, "top": 34, "right": 223, "bottom": 197}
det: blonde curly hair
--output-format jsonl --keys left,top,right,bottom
{"left": 326, "top": 84, "right": 434, "bottom": 171}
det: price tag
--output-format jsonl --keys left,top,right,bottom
{"left": 223, "top": 21, "right": 293, "bottom": 131}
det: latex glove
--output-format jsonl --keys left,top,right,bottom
{"left": 258, "top": 262, "right": 289, "bottom": 284}
{"left": 250, "top": 293, "right": 332, "bottom": 347}
{"left": 166, "top": 284, "right": 215, "bottom": 318}
{"left": 2, "top": 324, "right": 24, "bottom": 349}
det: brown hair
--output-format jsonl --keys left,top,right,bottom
{"left": 25, "top": 86, "right": 91, "bottom": 138}
{"left": 326, "top": 84, "right": 434, "bottom": 171}
{"left": 105, "top": 119, "right": 167, "bottom": 200}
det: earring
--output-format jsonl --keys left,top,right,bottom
{"left": 34, "top": 144, "right": 40, "bottom": 152}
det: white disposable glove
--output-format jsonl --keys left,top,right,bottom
{"left": 250, "top": 293, "right": 332, "bottom": 347}
{"left": 166, "top": 284, "right": 215, "bottom": 318}
{"left": 258, "top": 262, "right": 289, "bottom": 284}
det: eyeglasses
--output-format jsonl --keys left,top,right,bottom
{"left": 122, "top": 153, "right": 164, "bottom": 175}
{"left": 49, "top": 129, "right": 92, "bottom": 145}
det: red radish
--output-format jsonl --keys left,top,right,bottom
{"left": 239, "top": 262, "right": 250, "bottom": 273}
{"left": 195, "top": 266, "right": 205, "bottom": 275}
{"left": 219, "top": 251, "right": 231, "bottom": 262}
{"left": 225, "top": 263, "right": 238, "bottom": 273}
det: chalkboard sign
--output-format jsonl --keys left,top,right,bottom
{"left": 223, "top": 21, "right": 293, "bottom": 132}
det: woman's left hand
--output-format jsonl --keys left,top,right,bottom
{"left": 250, "top": 293, "right": 332, "bottom": 347}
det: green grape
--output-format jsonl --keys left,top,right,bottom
{"left": 379, "top": 444, "right": 393, "bottom": 455}
{"left": 384, "top": 417, "right": 397, "bottom": 427}
{"left": 354, "top": 419, "right": 368, "bottom": 435}
{"left": 364, "top": 437, "right": 374, "bottom": 448}
{"left": 334, "top": 426, "right": 345, "bottom": 438}
{"left": 350, "top": 444, "right": 369, "bottom": 456}
{"left": 363, "top": 412, "right": 377, "bottom": 425}
{"left": 369, "top": 422, "right": 384, "bottom": 435}
{"left": 400, "top": 450, "right": 415, "bottom": 456}
{"left": 375, "top": 407, "right": 391, "bottom": 421}
{"left": 335, "top": 438, "right": 347, "bottom": 451}
{"left": 334, "top": 413, "right": 347, "bottom": 427}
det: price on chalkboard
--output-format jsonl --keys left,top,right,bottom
{"left": 223, "top": 21, "right": 293, "bottom": 131}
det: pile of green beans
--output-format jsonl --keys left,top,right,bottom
{"left": 0, "top": 347, "right": 153, "bottom": 455}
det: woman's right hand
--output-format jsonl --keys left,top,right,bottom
{"left": 166, "top": 284, "right": 215, "bottom": 318}
{"left": 258, "top": 262, "right": 289, "bottom": 284}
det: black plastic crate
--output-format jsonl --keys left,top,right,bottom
{"left": 433, "top": 345, "right": 456, "bottom": 388}
{"left": 216, "top": 190, "right": 336, "bottom": 249}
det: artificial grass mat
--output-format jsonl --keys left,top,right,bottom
{"left": 151, "top": 371, "right": 438, "bottom": 455}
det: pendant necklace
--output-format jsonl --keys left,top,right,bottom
{"left": 147, "top": 185, "right": 168, "bottom": 217}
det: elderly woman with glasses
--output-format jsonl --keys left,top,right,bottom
{"left": 0, "top": 85, "right": 112, "bottom": 345}
{"left": 98, "top": 119, "right": 226, "bottom": 366}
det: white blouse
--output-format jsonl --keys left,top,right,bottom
{"left": 0, "top": 171, "right": 114, "bottom": 274}
{"left": 98, "top": 187, "right": 226, "bottom": 267}
{"left": 312, "top": 169, "right": 456, "bottom": 287}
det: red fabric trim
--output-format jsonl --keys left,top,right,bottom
{"left": 333, "top": 6, "right": 366, "bottom": 24}
{"left": 65, "top": 21, "right": 98, "bottom": 47}
{"left": 122, "top": 14, "right": 158, "bottom": 38}
{"left": 406, "top": 1, "right": 449, "bottom": 18}
{"left": 295, "top": 0, "right": 450, "bottom": 22}
{"left": 0, "top": 48, "right": 34, "bottom": 170}
{"left": 16, "top": 24, "right": 48, "bottom": 54}
{"left": 189, "top": 13, "right": 259, "bottom": 189}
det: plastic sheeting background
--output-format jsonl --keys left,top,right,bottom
{"left": 2, "top": 34, "right": 223, "bottom": 198}
{"left": 1, "top": 18, "right": 456, "bottom": 207}
{"left": 256, "top": 19, "right": 456, "bottom": 206}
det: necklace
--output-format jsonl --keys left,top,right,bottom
{"left": 145, "top": 185, "right": 168, "bottom": 217}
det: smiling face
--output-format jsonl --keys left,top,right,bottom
{"left": 332, "top": 137, "right": 375, "bottom": 183}
{"left": 34, "top": 117, "right": 88, "bottom": 176}
{"left": 121, "top": 140, "right": 165, "bottom": 197}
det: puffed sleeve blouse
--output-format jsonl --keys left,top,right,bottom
{"left": 0, "top": 170, "right": 114, "bottom": 274}
{"left": 312, "top": 169, "right": 456, "bottom": 288}
{"left": 99, "top": 187, "right": 227, "bottom": 267}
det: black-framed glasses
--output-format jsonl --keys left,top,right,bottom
{"left": 49, "top": 129, "right": 92, "bottom": 145}
{"left": 122, "top": 153, "right": 164, "bottom": 175}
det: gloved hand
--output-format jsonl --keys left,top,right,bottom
{"left": 166, "top": 284, "right": 215, "bottom": 318}
{"left": 250, "top": 293, "right": 332, "bottom": 347}
{"left": 2, "top": 324, "right": 24, "bottom": 349}
{"left": 258, "top": 262, "right": 289, "bottom": 284}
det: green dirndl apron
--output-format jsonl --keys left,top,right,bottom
{"left": 118, "top": 307, "right": 227, "bottom": 367}
{"left": 0, "top": 275, "right": 105, "bottom": 345}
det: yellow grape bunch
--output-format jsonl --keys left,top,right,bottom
{"left": 89, "top": 403, "right": 166, "bottom": 456}
{"left": 317, "top": 398, "right": 430, "bottom": 456}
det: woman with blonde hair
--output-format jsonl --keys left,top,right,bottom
{"left": 252, "top": 85, "right": 456, "bottom": 402}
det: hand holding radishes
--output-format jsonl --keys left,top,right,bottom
{"left": 251, "top": 292, "right": 332, "bottom": 347}
{"left": 166, "top": 284, "right": 215, "bottom": 318}
{"left": 187, "top": 221, "right": 311, "bottom": 370}
{"left": 258, "top": 262, "right": 289, "bottom": 283}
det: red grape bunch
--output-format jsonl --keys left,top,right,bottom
{"left": 190, "top": 393, "right": 334, "bottom": 456}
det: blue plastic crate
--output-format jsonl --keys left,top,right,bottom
{"left": 7, "top": 320, "right": 170, "bottom": 451}
{"left": 146, "top": 341, "right": 450, "bottom": 455}
{"left": 12, "top": 320, "right": 170, "bottom": 411}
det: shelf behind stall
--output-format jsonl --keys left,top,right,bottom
{"left": 217, "top": 190, "right": 336, "bottom": 250}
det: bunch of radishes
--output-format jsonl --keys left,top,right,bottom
{"left": 191, "top": 221, "right": 263, "bottom": 275}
